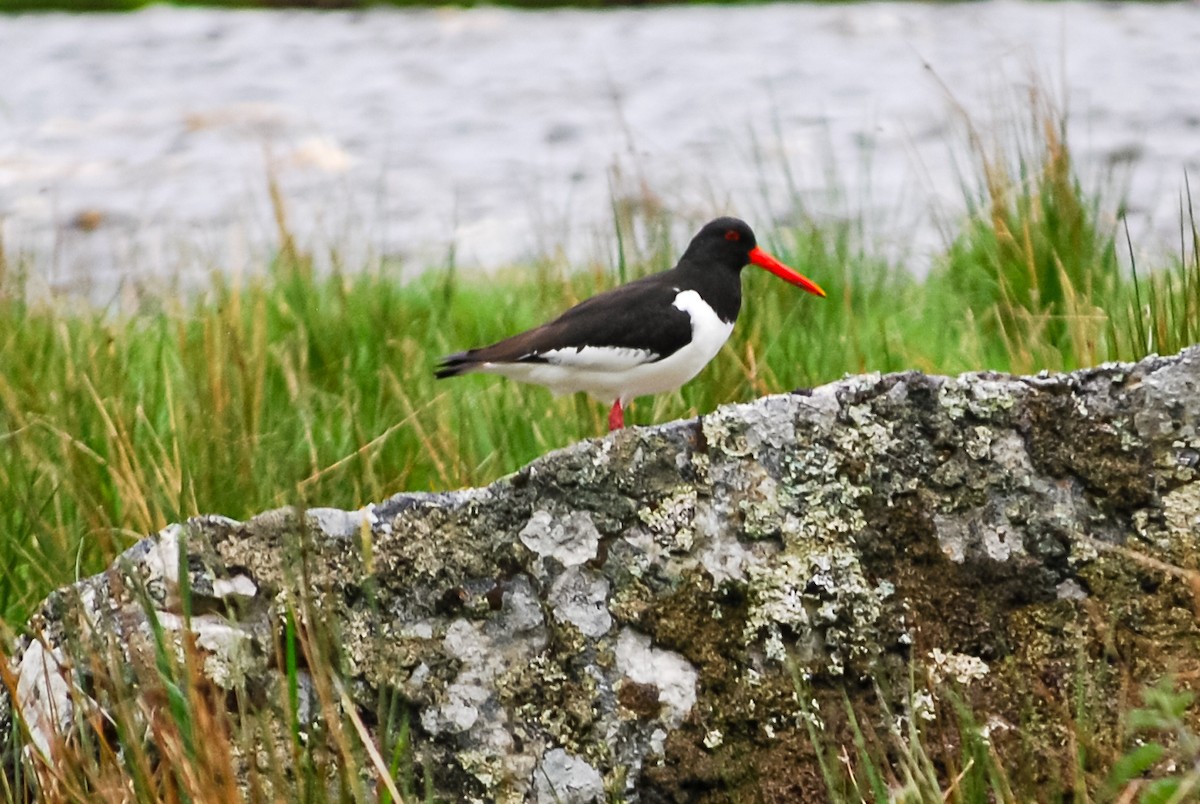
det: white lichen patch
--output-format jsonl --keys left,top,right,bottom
{"left": 939, "top": 376, "right": 1021, "bottom": 420}
{"left": 307, "top": 505, "right": 377, "bottom": 539}
{"left": 1168, "top": 438, "right": 1200, "bottom": 482}
{"left": 934, "top": 502, "right": 1027, "bottom": 564}
{"left": 142, "top": 523, "right": 186, "bottom": 591}
{"left": 428, "top": 679, "right": 490, "bottom": 733}
{"left": 501, "top": 576, "right": 545, "bottom": 634}
{"left": 697, "top": 499, "right": 763, "bottom": 584}
{"left": 133, "top": 523, "right": 260, "bottom": 612}
{"left": 614, "top": 629, "right": 698, "bottom": 729}
{"left": 799, "top": 382, "right": 844, "bottom": 433}
{"left": 778, "top": 442, "right": 871, "bottom": 547}
{"left": 702, "top": 396, "right": 802, "bottom": 459}
{"left": 155, "top": 611, "right": 256, "bottom": 688}
{"left": 212, "top": 573, "right": 258, "bottom": 599}
{"left": 419, "top": 607, "right": 553, "bottom": 795}
{"left": 519, "top": 510, "right": 601, "bottom": 568}
{"left": 533, "top": 748, "right": 604, "bottom": 804}
{"left": 980, "top": 715, "right": 1013, "bottom": 745}
{"left": 744, "top": 554, "right": 811, "bottom": 662}
{"left": 457, "top": 749, "right": 508, "bottom": 793}
{"left": 928, "top": 648, "right": 990, "bottom": 685}
{"left": 933, "top": 515, "right": 965, "bottom": 563}
{"left": 911, "top": 689, "right": 937, "bottom": 722}
{"left": 422, "top": 621, "right": 489, "bottom": 734}
{"left": 1161, "top": 481, "right": 1200, "bottom": 540}
{"left": 424, "top": 618, "right": 530, "bottom": 738}
{"left": 982, "top": 519, "right": 1020, "bottom": 562}
{"left": 637, "top": 488, "right": 698, "bottom": 553}
{"left": 989, "top": 430, "right": 1034, "bottom": 475}
{"left": 139, "top": 523, "right": 257, "bottom": 605}
{"left": 738, "top": 394, "right": 803, "bottom": 452}
{"left": 1056, "top": 579, "right": 1088, "bottom": 600}
{"left": 743, "top": 548, "right": 884, "bottom": 673}
{"left": 963, "top": 426, "right": 994, "bottom": 461}
{"left": 649, "top": 727, "right": 668, "bottom": 758}
{"left": 1135, "top": 354, "right": 1200, "bottom": 441}
{"left": 15, "top": 639, "right": 76, "bottom": 760}
{"left": 406, "top": 662, "right": 431, "bottom": 694}
{"left": 736, "top": 471, "right": 788, "bottom": 540}
{"left": 701, "top": 410, "right": 752, "bottom": 458}
{"left": 549, "top": 568, "right": 611, "bottom": 637}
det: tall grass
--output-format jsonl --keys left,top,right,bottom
{"left": 936, "top": 88, "right": 1116, "bottom": 370}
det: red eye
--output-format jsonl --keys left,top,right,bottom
{"left": 725, "top": 230, "right": 740, "bottom": 242}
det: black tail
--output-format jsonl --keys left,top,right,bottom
{"left": 434, "top": 352, "right": 476, "bottom": 379}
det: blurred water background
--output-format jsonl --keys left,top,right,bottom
{"left": 1, "top": 1, "right": 1198, "bottom": 300}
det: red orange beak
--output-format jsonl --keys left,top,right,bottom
{"left": 748, "top": 246, "right": 826, "bottom": 298}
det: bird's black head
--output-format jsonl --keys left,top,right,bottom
{"left": 679, "top": 217, "right": 760, "bottom": 272}
{"left": 679, "top": 216, "right": 827, "bottom": 298}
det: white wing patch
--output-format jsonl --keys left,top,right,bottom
{"left": 537, "top": 345, "right": 659, "bottom": 372}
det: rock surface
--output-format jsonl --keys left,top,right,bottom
{"left": 4, "top": 348, "right": 1200, "bottom": 801}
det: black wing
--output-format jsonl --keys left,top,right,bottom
{"left": 435, "top": 275, "right": 693, "bottom": 377}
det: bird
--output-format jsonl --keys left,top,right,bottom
{"left": 434, "top": 216, "right": 826, "bottom": 431}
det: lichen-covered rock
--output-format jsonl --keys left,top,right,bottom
{"left": 4, "top": 348, "right": 1200, "bottom": 801}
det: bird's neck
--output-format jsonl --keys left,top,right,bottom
{"left": 673, "top": 262, "right": 742, "bottom": 324}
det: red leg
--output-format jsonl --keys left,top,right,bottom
{"left": 607, "top": 400, "right": 625, "bottom": 431}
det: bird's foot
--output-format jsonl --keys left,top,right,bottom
{"left": 607, "top": 401, "right": 624, "bottom": 431}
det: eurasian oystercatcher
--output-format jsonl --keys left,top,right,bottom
{"left": 435, "top": 217, "right": 826, "bottom": 431}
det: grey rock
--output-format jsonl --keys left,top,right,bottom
{"left": 534, "top": 748, "right": 604, "bottom": 804}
